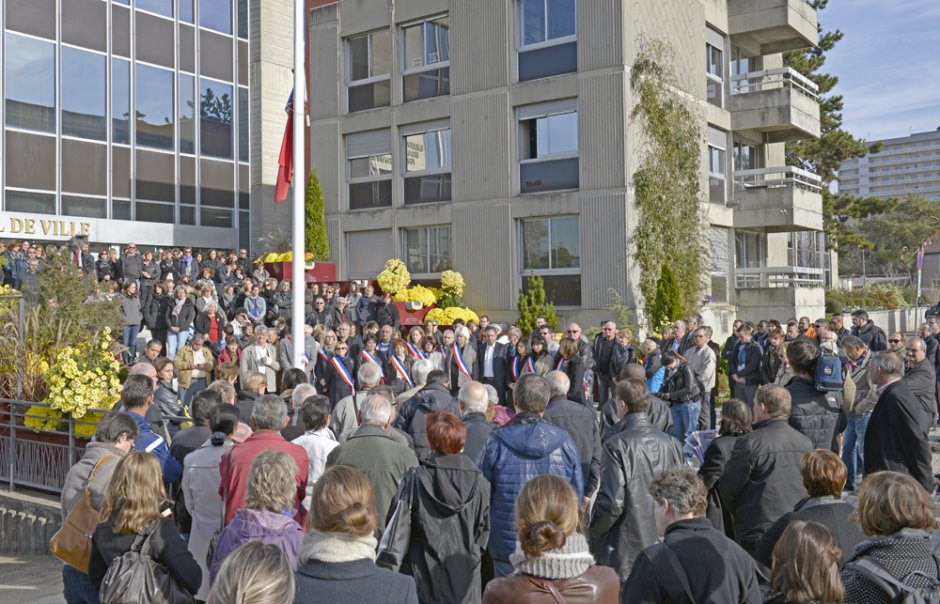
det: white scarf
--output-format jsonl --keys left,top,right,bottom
{"left": 298, "top": 529, "right": 378, "bottom": 564}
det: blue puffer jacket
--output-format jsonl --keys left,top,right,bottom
{"left": 477, "top": 413, "right": 583, "bottom": 561}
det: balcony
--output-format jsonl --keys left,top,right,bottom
{"left": 728, "top": 0, "right": 819, "bottom": 54}
{"left": 731, "top": 68, "right": 820, "bottom": 143}
{"left": 732, "top": 166, "right": 823, "bottom": 233}
{"left": 734, "top": 266, "right": 825, "bottom": 318}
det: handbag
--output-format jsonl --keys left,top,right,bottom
{"left": 50, "top": 455, "right": 114, "bottom": 573}
{"left": 99, "top": 522, "right": 195, "bottom": 604}
{"left": 376, "top": 468, "right": 418, "bottom": 572}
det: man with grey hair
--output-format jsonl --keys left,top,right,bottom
{"left": 207, "top": 379, "right": 236, "bottom": 405}
{"left": 623, "top": 468, "right": 761, "bottom": 602}
{"left": 865, "top": 351, "right": 933, "bottom": 491}
{"left": 395, "top": 369, "right": 460, "bottom": 460}
{"left": 543, "top": 370, "right": 601, "bottom": 508}
{"left": 901, "top": 335, "right": 936, "bottom": 417}
{"left": 219, "top": 394, "right": 309, "bottom": 525}
{"left": 478, "top": 373, "right": 582, "bottom": 577}
{"left": 239, "top": 325, "right": 280, "bottom": 392}
{"left": 396, "top": 358, "right": 434, "bottom": 405}
{"left": 331, "top": 361, "right": 383, "bottom": 436}
{"left": 459, "top": 380, "right": 493, "bottom": 461}
{"left": 278, "top": 323, "right": 319, "bottom": 378}
{"left": 327, "top": 396, "right": 419, "bottom": 534}
{"left": 282, "top": 383, "right": 318, "bottom": 441}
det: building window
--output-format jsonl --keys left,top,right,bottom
{"left": 347, "top": 229, "right": 393, "bottom": 279}
{"left": 4, "top": 33, "right": 56, "bottom": 133}
{"left": 706, "top": 28, "right": 724, "bottom": 108}
{"left": 112, "top": 58, "right": 131, "bottom": 144}
{"left": 735, "top": 231, "right": 764, "bottom": 269}
{"left": 238, "top": 87, "right": 249, "bottom": 162}
{"left": 521, "top": 216, "right": 581, "bottom": 306}
{"left": 708, "top": 126, "right": 727, "bottom": 204}
{"left": 733, "top": 140, "right": 760, "bottom": 172}
{"left": 180, "top": 0, "right": 194, "bottom": 23}
{"left": 137, "top": 0, "right": 173, "bottom": 18}
{"left": 346, "top": 130, "right": 392, "bottom": 210}
{"left": 403, "top": 126, "right": 451, "bottom": 204}
{"left": 180, "top": 74, "right": 195, "bottom": 154}
{"left": 61, "top": 47, "right": 107, "bottom": 141}
{"left": 402, "top": 16, "right": 449, "bottom": 102}
{"left": 136, "top": 63, "right": 175, "bottom": 150}
{"left": 347, "top": 30, "right": 390, "bottom": 113}
{"left": 237, "top": 0, "right": 248, "bottom": 39}
{"left": 730, "top": 45, "right": 759, "bottom": 93}
{"left": 403, "top": 226, "right": 451, "bottom": 274}
{"left": 200, "top": 78, "right": 233, "bottom": 159}
{"left": 519, "top": 101, "right": 578, "bottom": 193}
{"left": 201, "top": 0, "right": 233, "bottom": 35}
{"left": 518, "top": 0, "right": 576, "bottom": 81}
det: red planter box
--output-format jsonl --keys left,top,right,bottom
{"left": 393, "top": 302, "right": 435, "bottom": 328}
{"left": 265, "top": 261, "right": 337, "bottom": 284}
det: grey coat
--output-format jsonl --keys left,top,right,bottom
{"left": 60, "top": 443, "right": 127, "bottom": 521}
{"left": 239, "top": 343, "right": 281, "bottom": 392}
{"left": 121, "top": 294, "right": 142, "bottom": 326}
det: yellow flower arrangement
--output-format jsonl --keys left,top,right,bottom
{"left": 261, "top": 251, "right": 315, "bottom": 263}
{"left": 392, "top": 285, "right": 438, "bottom": 306}
{"left": 377, "top": 259, "right": 411, "bottom": 294}
{"left": 425, "top": 306, "right": 480, "bottom": 326}
{"left": 440, "top": 270, "right": 465, "bottom": 297}
{"left": 43, "top": 328, "right": 122, "bottom": 421}
{"left": 23, "top": 404, "right": 64, "bottom": 432}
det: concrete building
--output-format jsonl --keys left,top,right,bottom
{"left": 308, "top": 0, "right": 827, "bottom": 327}
{"left": 0, "top": 0, "right": 296, "bottom": 251}
{"left": 839, "top": 128, "right": 940, "bottom": 202}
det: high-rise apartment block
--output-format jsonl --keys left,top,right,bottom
{"left": 839, "top": 128, "right": 940, "bottom": 202}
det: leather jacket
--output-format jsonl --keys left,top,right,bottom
{"left": 483, "top": 566, "right": 620, "bottom": 604}
{"left": 659, "top": 362, "right": 701, "bottom": 404}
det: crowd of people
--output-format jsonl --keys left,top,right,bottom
{"left": 37, "top": 242, "right": 940, "bottom": 602}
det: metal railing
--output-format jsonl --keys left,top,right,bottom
{"left": 0, "top": 399, "right": 105, "bottom": 494}
{"left": 730, "top": 67, "right": 819, "bottom": 101}
{"left": 734, "top": 166, "right": 822, "bottom": 192}
{"left": 736, "top": 265, "right": 825, "bottom": 289}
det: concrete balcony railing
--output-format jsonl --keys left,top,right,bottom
{"left": 731, "top": 68, "right": 821, "bottom": 143}
{"left": 735, "top": 265, "right": 825, "bottom": 289}
{"left": 728, "top": 0, "right": 819, "bottom": 54}
{"left": 734, "top": 267, "right": 825, "bottom": 319}
{"left": 731, "top": 166, "right": 824, "bottom": 232}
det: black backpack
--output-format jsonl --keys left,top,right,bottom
{"left": 844, "top": 555, "right": 940, "bottom": 604}
{"left": 814, "top": 349, "right": 845, "bottom": 392}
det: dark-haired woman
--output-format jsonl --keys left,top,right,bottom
{"left": 378, "top": 413, "right": 490, "bottom": 604}
{"left": 698, "top": 398, "right": 752, "bottom": 538}
{"left": 529, "top": 335, "right": 554, "bottom": 376}
{"left": 483, "top": 474, "right": 618, "bottom": 603}
{"left": 182, "top": 403, "right": 239, "bottom": 601}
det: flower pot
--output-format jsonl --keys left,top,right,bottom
{"left": 405, "top": 301, "right": 424, "bottom": 311}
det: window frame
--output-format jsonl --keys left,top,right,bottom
{"left": 519, "top": 215, "right": 582, "bottom": 308}
{"left": 400, "top": 15, "right": 449, "bottom": 78}
{"left": 708, "top": 127, "right": 728, "bottom": 205}
{"left": 519, "top": 110, "right": 579, "bottom": 163}
{"left": 402, "top": 124, "right": 452, "bottom": 205}
{"left": 706, "top": 42, "right": 724, "bottom": 108}
{"left": 401, "top": 225, "right": 452, "bottom": 276}
{"left": 346, "top": 130, "right": 393, "bottom": 211}
{"left": 4, "top": 31, "right": 58, "bottom": 135}
{"left": 346, "top": 29, "right": 391, "bottom": 87}
{"left": 59, "top": 43, "right": 108, "bottom": 142}
{"left": 518, "top": 0, "right": 576, "bottom": 52}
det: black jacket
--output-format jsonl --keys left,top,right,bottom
{"left": 698, "top": 433, "right": 742, "bottom": 537}
{"left": 462, "top": 412, "right": 493, "bottom": 462}
{"left": 864, "top": 379, "right": 934, "bottom": 492}
{"left": 841, "top": 529, "right": 939, "bottom": 604}
{"left": 589, "top": 412, "right": 684, "bottom": 580}
{"left": 730, "top": 341, "right": 763, "bottom": 385}
{"left": 659, "top": 362, "right": 701, "bottom": 404}
{"left": 903, "top": 359, "right": 937, "bottom": 417}
{"left": 853, "top": 320, "right": 888, "bottom": 352}
{"left": 756, "top": 497, "right": 866, "bottom": 569}
{"left": 295, "top": 557, "right": 418, "bottom": 604}
{"left": 601, "top": 394, "right": 673, "bottom": 437}
{"left": 145, "top": 292, "right": 171, "bottom": 330}
{"left": 718, "top": 418, "right": 812, "bottom": 551}
{"left": 193, "top": 311, "right": 226, "bottom": 340}
{"left": 559, "top": 353, "right": 586, "bottom": 404}
{"left": 785, "top": 376, "right": 845, "bottom": 451}
{"left": 235, "top": 390, "right": 259, "bottom": 423}
{"left": 475, "top": 341, "right": 509, "bottom": 402}
{"left": 383, "top": 454, "right": 490, "bottom": 604}
{"left": 165, "top": 298, "right": 195, "bottom": 331}
{"left": 543, "top": 396, "right": 602, "bottom": 495}
{"left": 622, "top": 518, "right": 762, "bottom": 604}
{"left": 89, "top": 517, "right": 201, "bottom": 596}
{"left": 610, "top": 342, "right": 637, "bottom": 379}
{"left": 394, "top": 381, "right": 461, "bottom": 460}
{"left": 376, "top": 303, "right": 400, "bottom": 329}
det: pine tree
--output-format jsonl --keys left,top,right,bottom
{"left": 647, "top": 265, "right": 683, "bottom": 333}
{"left": 305, "top": 168, "right": 330, "bottom": 261}
{"left": 517, "top": 272, "right": 558, "bottom": 336}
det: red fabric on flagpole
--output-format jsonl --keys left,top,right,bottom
{"left": 274, "top": 111, "right": 294, "bottom": 203}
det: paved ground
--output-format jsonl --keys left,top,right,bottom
{"left": 0, "top": 555, "right": 66, "bottom": 604}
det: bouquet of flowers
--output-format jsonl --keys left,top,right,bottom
{"left": 377, "top": 259, "right": 411, "bottom": 294}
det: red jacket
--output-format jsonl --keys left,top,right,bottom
{"left": 218, "top": 430, "right": 309, "bottom": 525}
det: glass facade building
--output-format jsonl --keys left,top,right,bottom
{"left": 1, "top": 0, "right": 250, "bottom": 248}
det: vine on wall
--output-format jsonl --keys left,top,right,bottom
{"left": 630, "top": 40, "right": 707, "bottom": 329}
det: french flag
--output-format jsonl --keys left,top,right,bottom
{"left": 274, "top": 90, "right": 296, "bottom": 204}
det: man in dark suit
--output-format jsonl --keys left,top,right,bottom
{"left": 730, "top": 323, "right": 763, "bottom": 409}
{"left": 865, "top": 351, "right": 934, "bottom": 492}
{"left": 476, "top": 325, "right": 508, "bottom": 403}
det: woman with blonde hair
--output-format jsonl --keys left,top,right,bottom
{"left": 294, "top": 466, "right": 418, "bottom": 603}
{"left": 209, "top": 450, "right": 304, "bottom": 581}
{"left": 208, "top": 541, "right": 296, "bottom": 604}
{"left": 88, "top": 452, "right": 201, "bottom": 597}
{"left": 765, "top": 520, "right": 843, "bottom": 604}
{"left": 483, "top": 475, "right": 619, "bottom": 602}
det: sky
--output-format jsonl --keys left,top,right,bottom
{"left": 821, "top": 0, "right": 940, "bottom": 142}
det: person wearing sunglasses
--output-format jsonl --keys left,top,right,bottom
{"left": 887, "top": 331, "right": 905, "bottom": 354}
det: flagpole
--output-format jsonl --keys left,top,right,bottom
{"left": 290, "top": 0, "right": 306, "bottom": 369}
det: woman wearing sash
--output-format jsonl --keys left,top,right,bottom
{"left": 405, "top": 327, "right": 426, "bottom": 360}
{"left": 314, "top": 330, "right": 337, "bottom": 395}
{"left": 384, "top": 339, "right": 415, "bottom": 396}
{"left": 448, "top": 326, "right": 477, "bottom": 397}
{"left": 421, "top": 336, "right": 445, "bottom": 372}
{"left": 554, "top": 337, "right": 585, "bottom": 404}
{"left": 324, "top": 341, "right": 355, "bottom": 407}
{"left": 355, "top": 334, "right": 386, "bottom": 382}
{"left": 529, "top": 335, "right": 554, "bottom": 376}
{"left": 506, "top": 339, "right": 537, "bottom": 410}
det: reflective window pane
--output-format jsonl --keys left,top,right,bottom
{"left": 4, "top": 34, "right": 56, "bottom": 133}
{"left": 180, "top": 74, "right": 195, "bottom": 154}
{"left": 112, "top": 5, "right": 130, "bottom": 57}
{"left": 62, "top": 47, "right": 106, "bottom": 141}
{"left": 136, "top": 64, "right": 175, "bottom": 150}
{"left": 349, "top": 36, "right": 369, "bottom": 81}
{"left": 523, "top": 274, "right": 580, "bottom": 306}
{"left": 238, "top": 87, "right": 249, "bottom": 162}
{"left": 136, "top": 201, "right": 175, "bottom": 223}
{"left": 136, "top": 150, "right": 175, "bottom": 202}
{"left": 200, "top": 79, "right": 233, "bottom": 159}
{"left": 405, "top": 129, "right": 451, "bottom": 172}
{"left": 62, "top": 0, "right": 107, "bottom": 52}
{"left": 5, "top": 0, "right": 56, "bottom": 40}
{"left": 404, "top": 229, "right": 429, "bottom": 274}
{"left": 62, "top": 196, "right": 107, "bottom": 219}
{"left": 200, "top": 30, "right": 233, "bottom": 81}
{"left": 112, "top": 58, "right": 131, "bottom": 144}
{"left": 62, "top": 139, "right": 107, "bottom": 196}
{"left": 404, "top": 227, "right": 453, "bottom": 274}
{"left": 5, "top": 190, "right": 55, "bottom": 214}
{"left": 535, "top": 112, "right": 577, "bottom": 157}
{"left": 237, "top": 0, "right": 248, "bottom": 38}
{"left": 349, "top": 154, "right": 392, "bottom": 178}
{"left": 201, "top": 0, "right": 233, "bottom": 35}
{"left": 550, "top": 216, "right": 580, "bottom": 268}
{"left": 522, "top": 220, "right": 550, "bottom": 270}
{"left": 180, "top": 205, "right": 196, "bottom": 225}
{"left": 200, "top": 159, "right": 234, "bottom": 207}
{"left": 403, "top": 25, "right": 423, "bottom": 70}
{"left": 348, "top": 81, "right": 391, "bottom": 112}
{"left": 402, "top": 68, "right": 449, "bottom": 102}
{"left": 5, "top": 131, "right": 55, "bottom": 191}
{"left": 137, "top": 0, "right": 173, "bottom": 18}
{"left": 113, "top": 199, "right": 131, "bottom": 220}
{"left": 428, "top": 227, "right": 451, "bottom": 272}
{"left": 371, "top": 30, "right": 390, "bottom": 77}
{"left": 403, "top": 17, "right": 449, "bottom": 70}
{"left": 522, "top": 0, "right": 546, "bottom": 45}
{"left": 404, "top": 174, "right": 451, "bottom": 204}
{"left": 179, "top": 0, "right": 193, "bottom": 23}
{"left": 201, "top": 208, "right": 232, "bottom": 228}
{"left": 547, "top": 0, "right": 575, "bottom": 38}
